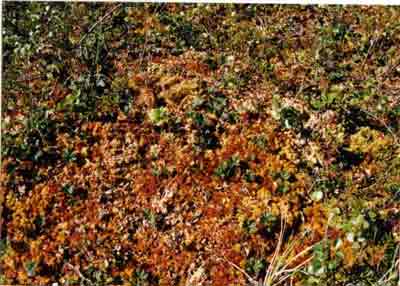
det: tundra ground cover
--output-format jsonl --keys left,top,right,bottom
{"left": 1, "top": 3, "right": 399, "bottom": 285}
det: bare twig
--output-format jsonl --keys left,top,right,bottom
{"left": 264, "top": 216, "right": 286, "bottom": 285}
{"left": 379, "top": 54, "right": 400, "bottom": 79}
{"left": 263, "top": 211, "right": 317, "bottom": 286}
{"left": 223, "top": 257, "right": 258, "bottom": 286}
{"left": 359, "top": 108, "right": 399, "bottom": 146}
{"left": 78, "top": 4, "right": 122, "bottom": 47}
{"left": 223, "top": 212, "right": 315, "bottom": 286}
{"left": 342, "top": 106, "right": 399, "bottom": 146}
{"left": 221, "top": 256, "right": 259, "bottom": 286}
{"left": 361, "top": 37, "right": 376, "bottom": 72}
{"left": 377, "top": 245, "right": 400, "bottom": 286}
{"left": 273, "top": 243, "right": 315, "bottom": 279}
{"left": 65, "top": 263, "right": 93, "bottom": 285}
{"left": 15, "top": 75, "right": 44, "bottom": 82}
{"left": 272, "top": 256, "right": 314, "bottom": 286}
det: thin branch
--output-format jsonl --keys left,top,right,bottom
{"left": 222, "top": 256, "right": 258, "bottom": 286}
{"left": 78, "top": 4, "right": 122, "bottom": 47}
{"left": 377, "top": 245, "right": 400, "bottom": 285}
{"left": 15, "top": 75, "right": 44, "bottom": 82}
{"left": 379, "top": 54, "right": 400, "bottom": 79}
{"left": 343, "top": 106, "right": 399, "bottom": 146}
{"left": 264, "top": 214, "right": 287, "bottom": 286}
{"left": 274, "top": 255, "right": 314, "bottom": 279}
{"left": 273, "top": 245, "right": 315, "bottom": 279}
{"left": 65, "top": 263, "right": 93, "bottom": 285}
{"left": 359, "top": 108, "right": 399, "bottom": 144}
{"left": 361, "top": 36, "right": 376, "bottom": 72}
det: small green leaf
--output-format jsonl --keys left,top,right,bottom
{"left": 63, "top": 149, "right": 77, "bottom": 162}
{"left": 242, "top": 219, "right": 257, "bottom": 234}
{"left": 245, "top": 257, "right": 266, "bottom": 276}
{"left": 62, "top": 184, "right": 74, "bottom": 196}
{"left": 144, "top": 209, "right": 157, "bottom": 227}
{"left": 279, "top": 107, "right": 304, "bottom": 130}
{"left": 260, "top": 212, "right": 278, "bottom": 233}
{"left": 0, "top": 239, "right": 7, "bottom": 258}
{"left": 148, "top": 107, "right": 169, "bottom": 126}
{"left": 311, "top": 190, "right": 324, "bottom": 202}
{"left": 215, "top": 156, "right": 240, "bottom": 179}
{"left": 276, "top": 183, "right": 289, "bottom": 194}
{"left": 25, "top": 260, "right": 36, "bottom": 277}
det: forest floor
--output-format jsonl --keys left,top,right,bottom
{"left": 1, "top": 3, "right": 400, "bottom": 286}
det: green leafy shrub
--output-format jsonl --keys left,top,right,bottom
{"left": 143, "top": 209, "right": 157, "bottom": 227}
{"left": 130, "top": 268, "right": 157, "bottom": 286}
{"left": 63, "top": 149, "right": 77, "bottom": 163}
{"left": 272, "top": 170, "right": 295, "bottom": 194}
{"left": 148, "top": 107, "right": 169, "bottom": 126}
{"left": 244, "top": 169, "right": 258, "bottom": 183}
{"left": 24, "top": 260, "right": 37, "bottom": 277}
{"left": 386, "top": 184, "right": 400, "bottom": 201}
{"left": 158, "top": 13, "right": 202, "bottom": 54}
{"left": 62, "top": 184, "right": 75, "bottom": 196}
{"left": 309, "top": 86, "right": 342, "bottom": 110}
{"left": 245, "top": 257, "right": 266, "bottom": 278}
{"left": 251, "top": 135, "right": 268, "bottom": 149}
{"left": 279, "top": 107, "right": 307, "bottom": 130}
{"left": 215, "top": 156, "right": 240, "bottom": 180}
{"left": 305, "top": 239, "right": 343, "bottom": 281}
{"left": 188, "top": 112, "right": 219, "bottom": 150}
{"left": 242, "top": 218, "right": 257, "bottom": 235}
{"left": 260, "top": 212, "right": 278, "bottom": 234}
